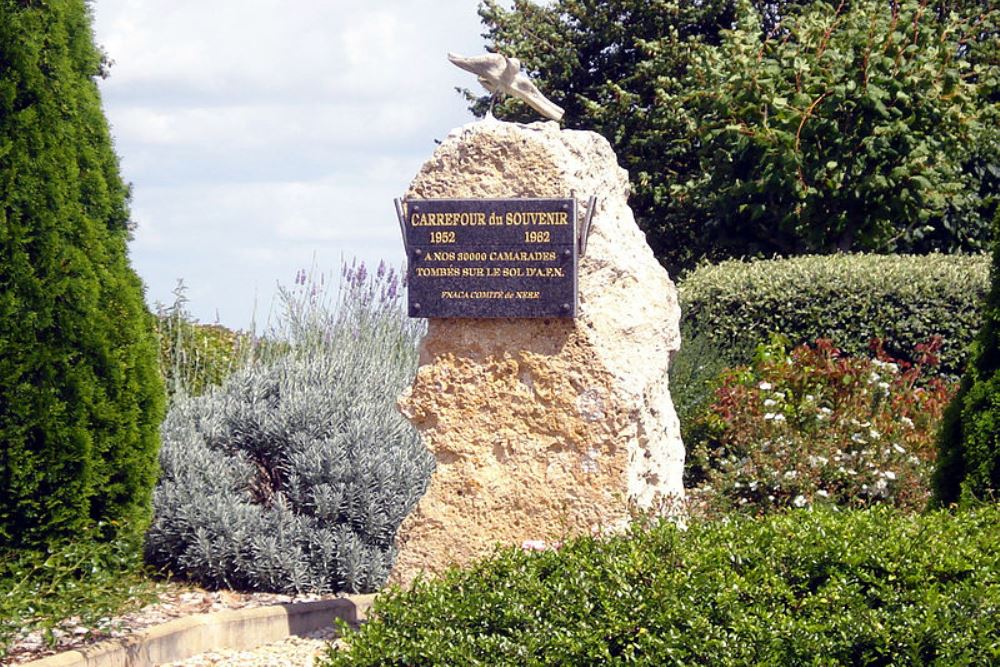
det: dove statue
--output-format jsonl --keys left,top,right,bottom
{"left": 448, "top": 52, "right": 564, "bottom": 122}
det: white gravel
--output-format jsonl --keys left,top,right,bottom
{"left": 4, "top": 588, "right": 344, "bottom": 665}
{"left": 159, "top": 626, "right": 342, "bottom": 667}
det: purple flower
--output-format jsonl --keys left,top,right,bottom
{"left": 386, "top": 272, "right": 398, "bottom": 301}
{"left": 377, "top": 259, "right": 387, "bottom": 280}
{"left": 354, "top": 261, "right": 368, "bottom": 287}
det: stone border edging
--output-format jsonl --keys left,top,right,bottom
{"left": 22, "top": 595, "right": 374, "bottom": 667}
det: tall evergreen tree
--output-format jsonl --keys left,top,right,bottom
{"left": 934, "top": 210, "right": 1000, "bottom": 506}
{"left": 0, "top": 0, "right": 165, "bottom": 548}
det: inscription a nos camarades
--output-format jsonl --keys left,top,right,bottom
{"left": 403, "top": 198, "right": 578, "bottom": 318}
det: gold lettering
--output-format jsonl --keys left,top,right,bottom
{"left": 415, "top": 267, "right": 461, "bottom": 277}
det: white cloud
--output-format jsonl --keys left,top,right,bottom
{"left": 92, "top": 0, "right": 489, "bottom": 328}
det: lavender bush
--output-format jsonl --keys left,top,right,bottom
{"left": 145, "top": 261, "right": 432, "bottom": 593}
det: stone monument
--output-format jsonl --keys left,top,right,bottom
{"left": 389, "top": 115, "right": 685, "bottom": 586}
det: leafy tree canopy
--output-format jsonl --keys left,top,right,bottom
{"left": 475, "top": 0, "right": 999, "bottom": 274}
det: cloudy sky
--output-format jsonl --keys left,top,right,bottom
{"left": 91, "top": 1, "right": 490, "bottom": 330}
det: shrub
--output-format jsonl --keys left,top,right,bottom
{"left": 667, "top": 333, "right": 731, "bottom": 450}
{"left": 935, "top": 212, "right": 1000, "bottom": 505}
{"left": 145, "top": 263, "right": 433, "bottom": 593}
{"left": 679, "top": 0, "right": 998, "bottom": 260}
{"left": 324, "top": 505, "right": 1000, "bottom": 666}
{"left": 0, "top": 0, "right": 165, "bottom": 548}
{"left": 686, "top": 336, "right": 956, "bottom": 516}
{"left": 679, "top": 253, "right": 989, "bottom": 375}
{"left": 477, "top": 0, "right": 998, "bottom": 274}
{"left": 155, "top": 280, "right": 252, "bottom": 399}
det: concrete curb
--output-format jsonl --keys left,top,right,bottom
{"left": 22, "top": 595, "right": 374, "bottom": 667}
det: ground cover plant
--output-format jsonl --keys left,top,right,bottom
{"left": 324, "top": 505, "right": 1000, "bottom": 666}
{"left": 145, "top": 262, "right": 433, "bottom": 594}
{"left": 0, "top": 524, "right": 161, "bottom": 661}
{"left": 684, "top": 336, "right": 956, "bottom": 516}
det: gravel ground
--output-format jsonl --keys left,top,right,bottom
{"left": 159, "top": 625, "right": 343, "bottom": 667}
{"left": 3, "top": 588, "right": 343, "bottom": 665}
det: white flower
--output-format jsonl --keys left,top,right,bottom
{"left": 901, "top": 416, "right": 914, "bottom": 429}
{"left": 807, "top": 455, "right": 829, "bottom": 467}
{"left": 759, "top": 381, "right": 773, "bottom": 391}
{"left": 793, "top": 495, "right": 808, "bottom": 508}
{"left": 851, "top": 433, "right": 866, "bottom": 444}
{"left": 892, "top": 443, "right": 906, "bottom": 454}
{"left": 877, "top": 381, "right": 890, "bottom": 393}
{"left": 869, "top": 429, "right": 881, "bottom": 440}
{"left": 805, "top": 394, "right": 815, "bottom": 402}
{"left": 873, "top": 359, "right": 899, "bottom": 374}
{"left": 764, "top": 398, "right": 777, "bottom": 407}
{"left": 884, "top": 470, "right": 897, "bottom": 481}
{"left": 783, "top": 470, "right": 798, "bottom": 479}
{"left": 816, "top": 489, "right": 829, "bottom": 498}
{"left": 868, "top": 371, "right": 881, "bottom": 384}
{"left": 764, "top": 412, "right": 776, "bottom": 420}
{"left": 820, "top": 407, "right": 833, "bottom": 414}
{"left": 773, "top": 413, "right": 786, "bottom": 422}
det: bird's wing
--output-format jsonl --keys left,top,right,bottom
{"left": 447, "top": 52, "right": 507, "bottom": 81}
{"left": 510, "top": 74, "right": 564, "bottom": 121}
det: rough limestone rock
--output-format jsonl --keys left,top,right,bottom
{"left": 392, "top": 119, "right": 684, "bottom": 585}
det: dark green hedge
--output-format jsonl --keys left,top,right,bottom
{"left": 325, "top": 506, "right": 1000, "bottom": 666}
{"left": 679, "top": 253, "right": 990, "bottom": 375}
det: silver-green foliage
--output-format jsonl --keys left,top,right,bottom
{"left": 146, "top": 263, "right": 432, "bottom": 593}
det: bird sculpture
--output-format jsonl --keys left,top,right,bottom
{"left": 447, "top": 52, "right": 564, "bottom": 122}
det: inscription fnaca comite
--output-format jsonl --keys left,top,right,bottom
{"left": 399, "top": 198, "right": 580, "bottom": 318}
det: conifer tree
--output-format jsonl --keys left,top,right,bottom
{"left": 934, "top": 210, "right": 1000, "bottom": 505}
{"left": 0, "top": 0, "right": 165, "bottom": 548}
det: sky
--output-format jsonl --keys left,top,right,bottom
{"left": 90, "top": 1, "right": 491, "bottom": 330}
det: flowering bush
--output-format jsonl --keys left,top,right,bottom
{"left": 686, "top": 336, "right": 957, "bottom": 515}
{"left": 146, "top": 259, "right": 432, "bottom": 594}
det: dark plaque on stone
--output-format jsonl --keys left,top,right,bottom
{"left": 400, "top": 198, "right": 578, "bottom": 318}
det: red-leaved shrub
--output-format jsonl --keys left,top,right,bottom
{"left": 686, "top": 336, "right": 956, "bottom": 515}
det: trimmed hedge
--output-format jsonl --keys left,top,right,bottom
{"left": 326, "top": 506, "right": 1000, "bottom": 666}
{"left": 679, "top": 254, "right": 989, "bottom": 376}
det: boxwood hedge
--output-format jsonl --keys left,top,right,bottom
{"left": 325, "top": 506, "right": 1000, "bottom": 666}
{"left": 679, "top": 254, "right": 990, "bottom": 376}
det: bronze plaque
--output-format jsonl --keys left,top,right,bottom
{"left": 403, "top": 198, "right": 578, "bottom": 318}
